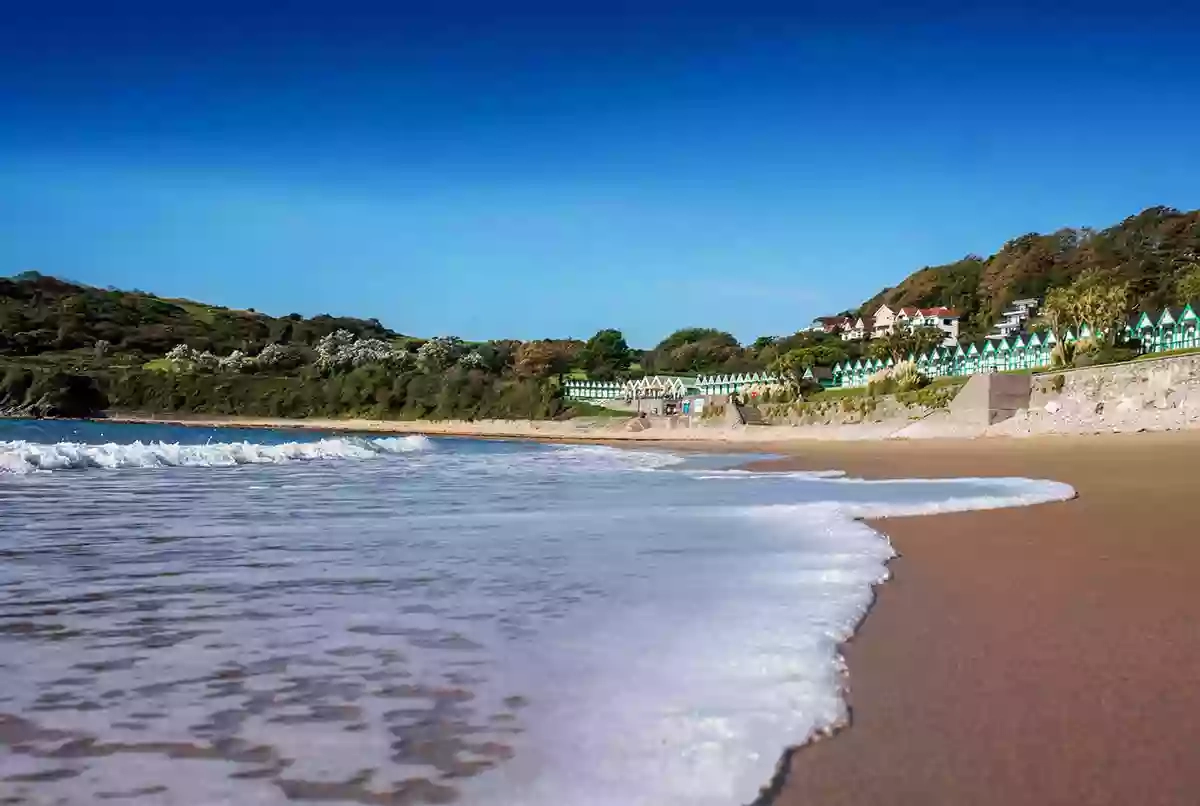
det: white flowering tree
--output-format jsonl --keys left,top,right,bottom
{"left": 193, "top": 351, "right": 220, "bottom": 372}
{"left": 417, "top": 336, "right": 464, "bottom": 372}
{"left": 218, "top": 349, "right": 252, "bottom": 373}
{"left": 458, "top": 350, "right": 486, "bottom": 369}
{"left": 315, "top": 329, "right": 413, "bottom": 373}
{"left": 256, "top": 342, "right": 302, "bottom": 370}
{"left": 165, "top": 344, "right": 199, "bottom": 369}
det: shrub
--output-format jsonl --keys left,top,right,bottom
{"left": 1073, "top": 344, "right": 1138, "bottom": 368}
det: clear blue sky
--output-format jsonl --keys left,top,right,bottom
{"left": 2, "top": 1, "right": 1198, "bottom": 347}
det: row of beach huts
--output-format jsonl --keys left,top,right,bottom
{"left": 563, "top": 303, "right": 1200, "bottom": 400}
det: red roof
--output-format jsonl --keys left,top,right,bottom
{"left": 918, "top": 307, "right": 960, "bottom": 318}
{"left": 897, "top": 307, "right": 918, "bottom": 316}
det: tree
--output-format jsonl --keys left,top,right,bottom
{"left": 644, "top": 328, "right": 743, "bottom": 374}
{"left": 869, "top": 326, "right": 944, "bottom": 363}
{"left": 1176, "top": 263, "right": 1200, "bottom": 304}
{"left": 770, "top": 344, "right": 847, "bottom": 388}
{"left": 1041, "top": 285, "right": 1081, "bottom": 348}
{"left": 580, "top": 329, "right": 631, "bottom": 380}
{"left": 515, "top": 340, "right": 572, "bottom": 380}
{"left": 1070, "top": 270, "right": 1130, "bottom": 346}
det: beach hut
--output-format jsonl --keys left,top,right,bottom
{"left": 932, "top": 347, "right": 949, "bottom": 377}
{"left": 964, "top": 342, "right": 980, "bottom": 374}
{"left": 1157, "top": 307, "right": 1183, "bottom": 351}
{"left": 1180, "top": 304, "right": 1199, "bottom": 349}
{"left": 1025, "top": 332, "right": 1045, "bottom": 367}
{"left": 951, "top": 344, "right": 966, "bottom": 376}
{"left": 802, "top": 366, "right": 835, "bottom": 389}
{"left": 982, "top": 339, "right": 998, "bottom": 373}
{"left": 1010, "top": 334, "right": 1027, "bottom": 370}
{"left": 996, "top": 337, "right": 1012, "bottom": 371}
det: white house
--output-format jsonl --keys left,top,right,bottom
{"left": 809, "top": 315, "right": 852, "bottom": 335}
{"left": 987, "top": 297, "right": 1040, "bottom": 340}
{"left": 842, "top": 315, "right": 875, "bottom": 341}
{"left": 872, "top": 305, "right": 899, "bottom": 338}
{"left": 909, "top": 306, "right": 962, "bottom": 347}
{"left": 873, "top": 304, "right": 961, "bottom": 346}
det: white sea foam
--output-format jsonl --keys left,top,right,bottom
{"left": 0, "top": 433, "right": 432, "bottom": 473}
{"left": 0, "top": 430, "right": 1078, "bottom": 806}
{"left": 463, "top": 476, "right": 1076, "bottom": 806}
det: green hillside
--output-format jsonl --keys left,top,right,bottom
{"left": 859, "top": 206, "right": 1200, "bottom": 339}
{"left": 0, "top": 271, "right": 398, "bottom": 360}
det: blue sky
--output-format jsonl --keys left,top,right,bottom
{"left": 2, "top": 1, "right": 1198, "bottom": 347}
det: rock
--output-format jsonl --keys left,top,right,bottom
{"left": 1044, "top": 400, "right": 1062, "bottom": 414}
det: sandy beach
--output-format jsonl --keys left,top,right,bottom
{"left": 742, "top": 432, "right": 1200, "bottom": 806}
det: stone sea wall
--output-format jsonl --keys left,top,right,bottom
{"left": 995, "top": 354, "right": 1200, "bottom": 436}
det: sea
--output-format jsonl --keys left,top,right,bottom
{"left": 0, "top": 420, "right": 1074, "bottom": 805}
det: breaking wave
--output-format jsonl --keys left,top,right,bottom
{"left": 0, "top": 434, "right": 432, "bottom": 474}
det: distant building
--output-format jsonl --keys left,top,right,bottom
{"left": 987, "top": 298, "right": 1040, "bottom": 340}
{"left": 872, "top": 305, "right": 899, "bottom": 338}
{"left": 808, "top": 315, "right": 852, "bottom": 335}
{"left": 842, "top": 315, "right": 875, "bottom": 341}
{"left": 802, "top": 365, "right": 836, "bottom": 389}
{"left": 873, "top": 304, "right": 961, "bottom": 347}
{"left": 909, "top": 306, "right": 961, "bottom": 346}
{"left": 1126, "top": 303, "right": 1200, "bottom": 353}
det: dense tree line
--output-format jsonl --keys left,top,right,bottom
{"left": 860, "top": 206, "right": 1200, "bottom": 339}
{"left": 99, "top": 365, "right": 566, "bottom": 421}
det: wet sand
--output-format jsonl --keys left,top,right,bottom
{"left": 746, "top": 432, "right": 1200, "bottom": 806}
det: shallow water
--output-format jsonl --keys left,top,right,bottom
{"left": 0, "top": 420, "right": 1073, "bottom": 805}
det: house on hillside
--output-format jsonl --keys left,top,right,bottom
{"left": 909, "top": 307, "right": 961, "bottom": 346}
{"left": 842, "top": 315, "right": 874, "bottom": 341}
{"left": 987, "top": 297, "right": 1040, "bottom": 340}
{"left": 874, "top": 303, "right": 961, "bottom": 346}
{"left": 808, "top": 316, "right": 852, "bottom": 335}
{"left": 872, "top": 304, "right": 900, "bottom": 337}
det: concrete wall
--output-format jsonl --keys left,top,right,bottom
{"left": 948, "top": 373, "right": 1031, "bottom": 426}
{"left": 994, "top": 354, "right": 1200, "bottom": 435}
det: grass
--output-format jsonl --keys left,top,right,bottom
{"left": 165, "top": 301, "right": 218, "bottom": 324}
{"left": 805, "top": 385, "right": 867, "bottom": 400}
{"left": 142, "top": 358, "right": 174, "bottom": 372}
{"left": 1133, "top": 346, "right": 1200, "bottom": 361}
{"left": 565, "top": 401, "right": 630, "bottom": 418}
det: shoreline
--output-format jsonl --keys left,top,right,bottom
{"left": 8, "top": 418, "right": 1200, "bottom": 802}
{"left": 90, "top": 409, "right": 1200, "bottom": 445}
{"left": 740, "top": 432, "right": 1200, "bottom": 806}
